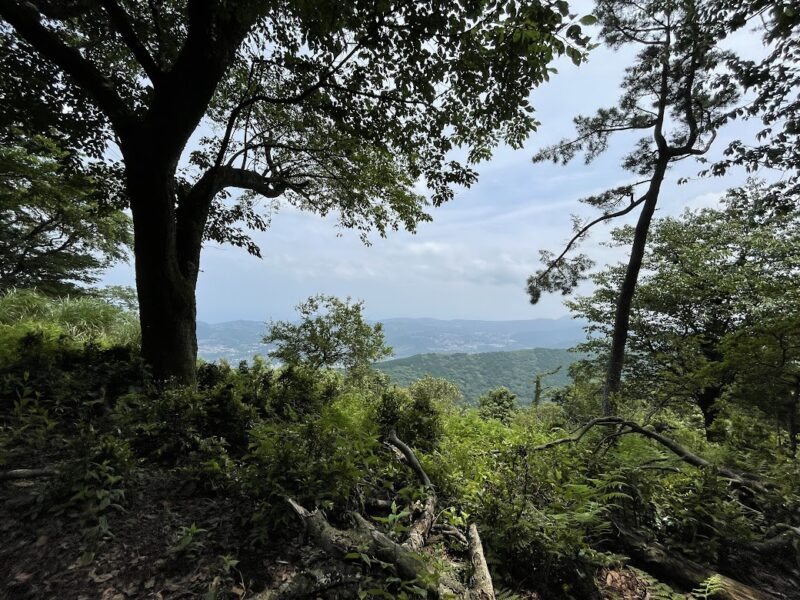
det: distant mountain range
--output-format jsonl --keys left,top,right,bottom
{"left": 376, "top": 348, "right": 584, "bottom": 405}
{"left": 196, "top": 316, "right": 587, "bottom": 363}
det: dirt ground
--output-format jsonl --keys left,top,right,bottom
{"left": 1, "top": 469, "right": 671, "bottom": 600}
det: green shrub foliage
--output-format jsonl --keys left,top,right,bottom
{"left": 2, "top": 291, "right": 799, "bottom": 598}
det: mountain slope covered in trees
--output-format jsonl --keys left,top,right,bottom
{"left": 376, "top": 348, "right": 581, "bottom": 405}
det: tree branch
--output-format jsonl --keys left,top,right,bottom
{"left": 387, "top": 430, "right": 431, "bottom": 488}
{"left": 532, "top": 192, "right": 649, "bottom": 286}
{"left": 532, "top": 416, "right": 769, "bottom": 494}
{"left": 214, "top": 40, "right": 365, "bottom": 168}
{"left": 0, "top": 467, "right": 55, "bottom": 481}
{"left": 0, "top": 0, "right": 132, "bottom": 131}
{"left": 387, "top": 429, "right": 435, "bottom": 552}
{"left": 98, "top": 0, "right": 163, "bottom": 82}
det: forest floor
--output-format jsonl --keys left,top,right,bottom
{"left": 2, "top": 468, "right": 659, "bottom": 600}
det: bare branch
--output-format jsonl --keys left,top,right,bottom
{"left": 387, "top": 430, "right": 435, "bottom": 552}
{"left": 531, "top": 416, "right": 769, "bottom": 494}
{"left": 98, "top": 0, "right": 163, "bottom": 82}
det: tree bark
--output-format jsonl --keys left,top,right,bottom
{"left": 602, "top": 159, "right": 667, "bottom": 415}
{"left": 386, "top": 430, "right": 436, "bottom": 552}
{"left": 615, "top": 522, "right": 778, "bottom": 599}
{"left": 0, "top": 2, "right": 266, "bottom": 384}
{"left": 286, "top": 499, "right": 438, "bottom": 594}
{"left": 697, "top": 384, "right": 723, "bottom": 439}
{"left": 124, "top": 147, "right": 201, "bottom": 384}
{"left": 467, "top": 523, "right": 496, "bottom": 600}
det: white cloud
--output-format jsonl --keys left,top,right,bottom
{"left": 103, "top": 27, "right": 769, "bottom": 324}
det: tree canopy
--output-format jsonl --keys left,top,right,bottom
{"left": 264, "top": 294, "right": 392, "bottom": 373}
{"left": 0, "top": 0, "right": 594, "bottom": 381}
{"left": 526, "top": 0, "right": 737, "bottom": 413}
{"left": 0, "top": 137, "right": 131, "bottom": 296}
{"left": 569, "top": 181, "right": 800, "bottom": 438}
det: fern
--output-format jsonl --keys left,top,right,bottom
{"left": 628, "top": 568, "right": 687, "bottom": 600}
{"left": 691, "top": 575, "right": 725, "bottom": 599}
{"left": 495, "top": 588, "right": 521, "bottom": 600}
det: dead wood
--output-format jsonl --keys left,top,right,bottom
{"left": 432, "top": 524, "right": 468, "bottom": 546}
{"left": 386, "top": 430, "right": 436, "bottom": 552}
{"left": 467, "top": 523, "right": 496, "bottom": 600}
{"left": 615, "top": 522, "right": 780, "bottom": 600}
{"left": 748, "top": 523, "right": 800, "bottom": 554}
{"left": 532, "top": 417, "right": 768, "bottom": 494}
{"left": 286, "top": 498, "right": 438, "bottom": 594}
{"left": 0, "top": 467, "right": 55, "bottom": 481}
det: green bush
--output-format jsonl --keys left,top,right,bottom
{"left": 0, "top": 288, "right": 140, "bottom": 351}
{"left": 48, "top": 432, "right": 133, "bottom": 541}
{"left": 245, "top": 393, "right": 380, "bottom": 528}
{"left": 427, "top": 406, "right": 618, "bottom": 597}
{"left": 265, "top": 364, "right": 342, "bottom": 420}
{"left": 113, "top": 383, "right": 261, "bottom": 464}
{"left": 376, "top": 384, "right": 445, "bottom": 452}
{"left": 478, "top": 386, "right": 518, "bottom": 425}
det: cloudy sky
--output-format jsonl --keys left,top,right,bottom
{"left": 103, "top": 17, "right": 768, "bottom": 324}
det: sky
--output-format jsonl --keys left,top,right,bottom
{"left": 102, "top": 16, "right": 769, "bottom": 324}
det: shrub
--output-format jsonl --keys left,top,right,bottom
{"left": 245, "top": 393, "right": 380, "bottom": 528}
{"left": 478, "top": 387, "right": 518, "bottom": 424}
{"left": 376, "top": 384, "right": 445, "bottom": 452}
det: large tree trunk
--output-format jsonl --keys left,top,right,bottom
{"left": 125, "top": 150, "right": 201, "bottom": 384}
{"left": 602, "top": 159, "right": 667, "bottom": 415}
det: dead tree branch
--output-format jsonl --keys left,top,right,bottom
{"left": 387, "top": 430, "right": 436, "bottom": 552}
{"left": 468, "top": 523, "right": 496, "bottom": 600}
{"left": 0, "top": 467, "right": 55, "bottom": 481}
{"left": 532, "top": 417, "right": 768, "bottom": 494}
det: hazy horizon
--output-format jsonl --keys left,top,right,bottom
{"left": 198, "top": 314, "right": 583, "bottom": 326}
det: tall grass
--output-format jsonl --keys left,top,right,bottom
{"left": 0, "top": 288, "right": 140, "bottom": 347}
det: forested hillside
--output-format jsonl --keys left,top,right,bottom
{"left": 1, "top": 2, "right": 799, "bottom": 600}
{"left": 376, "top": 348, "right": 580, "bottom": 405}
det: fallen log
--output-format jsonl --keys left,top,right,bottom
{"left": 0, "top": 467, "right": 55, "bottom": 481}
{"left": 287, "top": 498, "right": 438, "bottom": 594}
{"left": 468, "top": 523, "right": 496, "bottom": 600}
{"left": 615, "top": 523, "right": 780, "bottom": 600}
